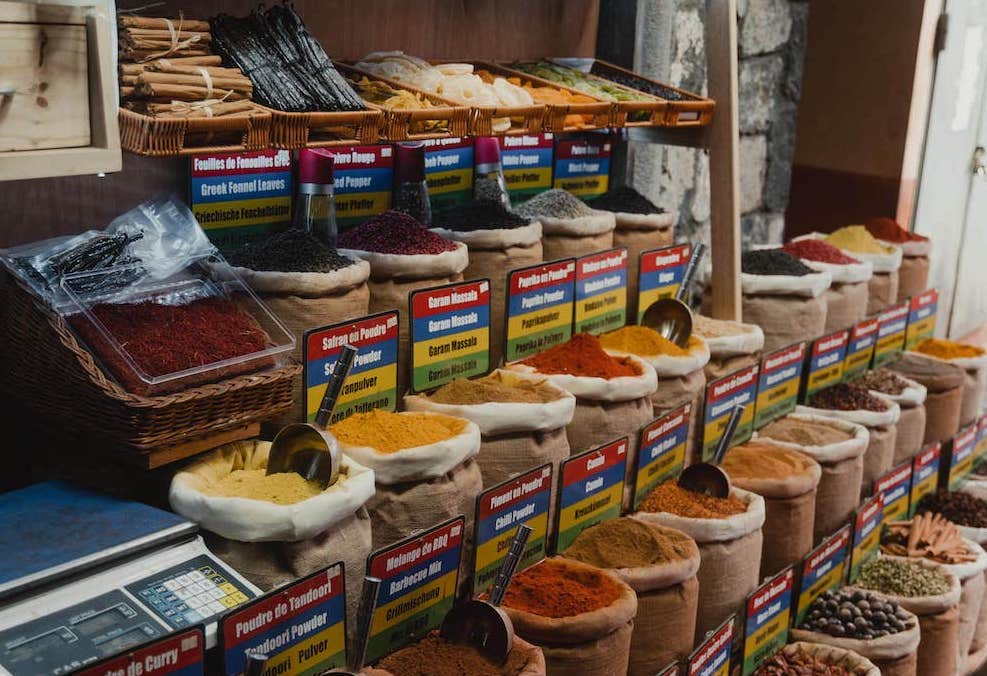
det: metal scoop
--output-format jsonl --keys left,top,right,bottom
{"left": 267, "top": 344, "right": 358, "bottom": 488}
{"left": 640, "top": 242, "right": 706, "bottom": 348}
{"left": 440, "top": 525, "right": 532, "bottom": 663}
{"left": 244, "top": 651, "right": 269, "bottom": 676}
{"left": 329, "top": 576, "right": 381, "bottom": 675}
{"left": 678, "top": 404, "right": 744, "bottom": 498}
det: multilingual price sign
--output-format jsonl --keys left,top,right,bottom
{"left": 499, "top": 133, "right": 554, "bottom": 200}
{"left": 220, "top": 565, "right": 347, "bottom": 676}
{"left": 702, "top": 365, "right": 760, "bottom": 462}
{"left": 424, "top": 137, "right": 474, "bottom": 210}
{"left": 848, "top": 493, "right": 884, "bottom": 584}
{"left": 636, "top": 244, "right": 691, "bottom": 324}
{"left": 843, "top": 317, "right": 879, "bottom": 382}
{"left": 504, "top": 259, "right": 576, "bottom": 362}
{"left": 804, "top": 330, "right": 849, "bottom": 400}
{"left": 330, "top": 144, "right": 393, "bottom": 229}
{"left": 633, "top": 404, "right": 691, "bottom": 510}
{"left": 553, "top": 134, "right": 611, "bottom": 198}
{"left": 555, "top": 438, "right": 628, "bottom": 553}
{"left": 911, "top": 443, "right": 942, "bottom": 516}
{"left": 742, "top": 567, "right": 794, "bottom": 676}
{"left": 949, "top": 424, "right": 978, "bottom": 490}
{"left": 976, "top": 414, "right": 987, "bottom": 468}
{"left": 905, "top": 289, "right": 938, "bottom": 350}
{"left": 795, "top": 525, "right": 851, "bottom": 625}
{"left": 688, "top": 615, "right": 734, "bottom": 676}
{"left": 875, "top": 462, "right": 913, "bottom": 523}
{"left": 574, "top": 248, "right": 628, "bottom": 335}
{"left": 75, "top": 626, "right": 205, "bottom": 676}
{"left": 365, "top": 518, "right": 464, "bottom": 664}
{"left": 410, "top": 280, "right": 491, "bottom": 392}
{"left": 303, "top": 311, "right": 399, "bottom": 423}
{"left": 754, "top": 342, "right": 806, "bottom": 429}
{"left": 473, "top": 464, "right": 552, "bottom": 595}
{"left": 872, "top": 302, "right": 910, "bottom": 368}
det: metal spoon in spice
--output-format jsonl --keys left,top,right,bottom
{"left": 640, "top": 242, "right": 705, "bottom": 348}
{"left": 678, "top": 404, "right": 744, "bottom": 498}
{"left": 330, "top": 576, "right": 381, "bottom": 675}
{"left": 267, "top": 344, "right": 357, "bottom": 488}
{"left": 440, "top": 524, "right": 532, "bottom": 663}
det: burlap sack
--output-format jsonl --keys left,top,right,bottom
{"left": 774, "top": 642, "right": 880, "bottom": 675}
{"left": 890, "top": 352, "right": 966, "bottom": 444}
{"left": 791, "top": 256, "right": 872, "bottom": 333}
{"left": 341, "top": 242, "right": 469, "bottom": 397}
{"left": 865, "top": 374, "right": 927, "bottom": 465}
{"left": 367, "top": 635, "right": 546, "bottom": 676}
{"left": 632, "top": 487, "right": 765, "bottom": 642}
{"left": 696, "top": 315, "right": 765, "bottom": 381}
{"left": 738, "top": 269, "right": 830, "bottom": 353}
{"left": 868, "top": 271, "right": 900, "bottom": 314}
{"left": 790, "top": 607, "right": 920, "bottom": 676}
{"left": 538, "top": 211, "right": 616, "bottom": 261}
{"left": 432, "top": 222, "right": 543, "bottom": 368}
{"left": 898, "top": 255, "right": 930, "bottom": 302}
{"left": 502, "top": 557, "right": 638, "bottom": 676}
{"left": 948, "top": 354, "right": 987, "bottom": 428}
{"left": 796, "top": 396, "right": 900, "bottom": 497}
{"left": 755, "top": 414, "right": 869, "bottom": 541}
{"left": 929, "top": 539, "right": 987, "bottom": 663}
{"left": 168, "top": 440, "right": 375, "bottom": 628}
{"left": 611, "top": 211, "right": 674, "bottom": 319}
{"left": 725, "top": 443, "right": 822, "bottom": 578}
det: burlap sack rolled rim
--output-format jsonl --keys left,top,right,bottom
{"left": 169, "top": 440, "right": 375, "bottom": 542}
{"left": 505, "top": 354, "right": 658, "bottom": 402}
{"left": 501, "top": 557, "right": 638, "bottom": 644}
{"left": 795, "top": 233, "right": 903, "bottom": 273}
{"left": 866, "top": 374, "right": 927, "bottom": 408}
{"left": 630, "top": 486, "right": 766, "bottom": 543}
{"left": 611, "top": 211, "right": 674, "bottom": 232}
{"left": 696, "top": 316, "right": 765, "bottom": 358}
{"left": 796, "top": 394, "right": 901, "bottom": 428}
{"left": 339, "top": 412, "right": 480, "bottom": 484}
{"left": 741, "top": 269, "right": 832, "bottom": 298}
{"left": 912, "top": 350, "right": 987, "bottom": 374}
{"left": 888, "top": 351, "right": 966, "bottom": 392}
{"left": 538, "top": 210, "right": 616, "bottom": 237}
{"left": 603, "top": 335, "right": 711, "bottom": 378}
{"left": 923, "top": 538, "right": 987, "bottom": 583}
{"left": 403, "top": 371, "right": 575, "bottom": 435}
{"left": 725, "top": 442, "right": 822, "bottom": 498}
{"left": 755, "top": 413, "right": 870, "bottom": 464}
{"left": 365, "top": 634, "right": 547, "bottom": 676}
{"left": 340, "top": 240, "right": 469, "bottom": 279}
{"left": 801, "top": 257, "right": 874, "bottom": 284}
{"left": 780, "top": 641, "right": 880, "bottom": 675}
{"left": 862, "top": 556, "right": 962, "bottom": 615}
{"left": 430, "top": 220, "right": 542, "bottom": 250}
{"left": 224, "top": 256, "right": 370, "bottom": 296}
{"left": 789, "top": 606, "right": 920, "bottom": 661}
{"left": 879, "top": 238, "right": 931, "bottom": 258}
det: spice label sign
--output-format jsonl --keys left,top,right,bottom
{"left": 804, "top": 330, "right": 849, "bottom": 399}
{"left": 910, "top": 443, "right": 942, "bottom": 516}
{"left": 424, "top": 137, "right": 474, "bottom": 211}
{"left": 220, "top": 565, "right": 347, "bottom": 676}
{"left": 742, "top": 567, "right": 794, "bottom": 676}
{"left": 872, "top": 302, "right": 910, "bottom": 368}
{"left": 688, "top": 615, "right": 734, "bottom": 676}
{"left": 949, "top": 424, "right": 978, "bottom": 491}
{"left": 329, "top": 144, "right": 393, "bottom": 229}
{"left": 848, "top": 493, "right": 884, "bottom": 584}
{"left": 303, "top": 312, "right": 399, "bottom": 423}
{"left": 504, "top": 259, "right": 577, "bottom": 362}
{"left": 905, "top": 289, "right": 938, "bottom": 350}
{"left": 75, "top": 626, "right": 205, "bottom": 676}
{"left": 702, "top": 365, "right": 760, "bottom": 462}
{"left": 875, "top": 462, "right": 913, "bottom": 523}
{"left": 410, "top": 280, "right": 491, "bottom": 392}
{"left": 976, "top": 415, "right": 987, "bottom": 468}
{"left": 795, "top": 525, "right": 851, "bottom": 625}
{"left": 190, "top": 150, "right": 293, "bottom": 249}
{"left": 636, "top": 244, "right": 691, "bottom": 324}
{"left": 473, "top": 464, "right": 553, "bottom": 595}
{"left": 574, "top": 248, "right": 628, "bottom": 336}
{"left": 499, "top": 133, "right": 554, "bottom": 199}
{"left": 633, "top": 404, "right": 691, "bottom": 510}
{"left": 843, "top": 317, "right": 879, "bottom": 382}
{"left": 754, "top": 342, "right": 806, "bottom": 429}
{"left": 553, "top": 134, "right": 612, "bottom": 197}
{"left": 366, "top": 517, "right": 464, "bottom": 664}
{"left": 555, "top": 438, "right": 628, "bottom": 553}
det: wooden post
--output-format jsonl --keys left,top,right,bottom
{"left": 704, "top": 0, "right": 742, "bottom": 320}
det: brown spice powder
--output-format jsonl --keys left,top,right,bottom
{"left": 693, "top": 314, "right": 757, "bottom": 338}
{"left": 721, "top": 442, "right": 815, "bottom": 480}
{"left": 563, "top": 517, "right": 694, "bottom": 568}
{"left": 375, "top": 630, "right": 532, "bottom": 676}
{"left": 428, "top": 371, "right": 560, "bottom": 405}
{"left": 639, "top": 482, "right": 747, "bottom": 519}
{"left": 758, "top": 417, "right": 853, "bottom": 447}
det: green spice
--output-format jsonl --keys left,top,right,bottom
{"left": 856, "top": 557, "right": 950, "bottom": 597}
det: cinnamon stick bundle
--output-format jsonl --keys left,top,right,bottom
{"left": 119, "top": 16, "right": 210, "bottom": 32}
{"left": 123, "top": 47, "right": 212, "bottom": 61}
{"left": 120, "top": 56, "right": 224, "bottom": 76}
{"left": 127, "top": 100, "right": 256, "bottom": 118}
{"left": 133, "top": 82, "right": 248, "bottom": 102}
{"left": 122, "top": 29, "right": 211, "bottom": 43}
{"left": 137, "top": 71, "right": 253, "bottom": 95}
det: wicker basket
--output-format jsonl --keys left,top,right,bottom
{"left": 0, "top": 272, "right": 299, "bottom": 451}
{"left": 266, "top": 106, "right": 383, "bottom": 149}
{"left": 118, "top": 106, "right": 272, "bottom": 156}
{"left": 586, "top": 59, "right": 715, "bottom": 127}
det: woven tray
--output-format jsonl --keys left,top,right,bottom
{"left": 0, "top": 272, "right": 299, "bottom": 451}
{"left": 587, "top": 59, "right": 715, "bottom": 127}
{"left": 266, "top": 105, "right": 383, "bottom": 149}
{"left": 336, "top": 63, "right": 470, "bottom": 141}
{"left": 118, "top": 106, "right": 272, "bottom": 156}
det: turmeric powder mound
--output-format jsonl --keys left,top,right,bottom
{"left": 913, "top": 338, "right": 985, "bottom": 360}
{"left": 201, "top": 469, "right": 323, "bottom": 504}
{"left": 330, "top": 409, "right": 466, "bottom": 453}
{"left": 599, "top": 325, "right": 702, "bottom": 358}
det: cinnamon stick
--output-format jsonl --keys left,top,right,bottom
{"left": 149, "top": 64, "right": 245, "bottom": 79}
{"left": 138, "top": 72, "right": 252, "bottom": 93}
{"left": 122, "top": 29, "right": 211, "bottom": 43}
{"left": 155, "top": 101, "right": 256, "bottom": 118}
{"left": 133, "top": 82, "right": 248, "bottom": 101}
{"left": 119, "top": 16, "right": 210, "bottom": 32}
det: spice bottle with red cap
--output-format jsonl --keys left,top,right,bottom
{"left": 392, "top": 141, "right": 432, "bottom": 225}
{"left": 294, "top": 148, "right": 338, "bottom": 246}
{"left": 473, "top": 136, "right": 510, "bottom": 208}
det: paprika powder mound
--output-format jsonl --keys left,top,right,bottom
{"left": 638, "top": 482, "right": 747, "bottom": 519}
{"left": 520, "top": 333, "right": 640, "bottom": 379}
{"left": 865, "top": 217, "right": 929, "bottom": 243}
{"left": 503, "top": 558, "right": 623, "bottom": 618}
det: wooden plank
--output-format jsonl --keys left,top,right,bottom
{"left": 705, "top": 0, "right": 741, "bottom": 320}
{"left": 141, "top": 424, "right": 261, "bottom": 469}
{"left": 0, "top": 1, "right": 87, "bottom": 25}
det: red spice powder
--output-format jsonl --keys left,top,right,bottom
{"left": 521, "top": 333, "right": 639, "bottom": 378}
{"left": 782, "top": 239, "right": 861, "bottom": 265}
{"left": 865, "top": 217, "right": 928, "bottom": 243}
{"left": 501, "top": 558, "right": 622, "bottom": 617}
{"left": 338, "top": 210, "right": 457, "bottom": 254}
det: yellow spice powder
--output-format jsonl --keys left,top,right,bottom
{"left": 330, "top": 409, "right": 466, "bottom": 453}
{"left": 599, "top": 325, "right": 702, "bottom": 357}
{"left": 825, "top": 226, "right": 895, "bottom": 255}
{"left": 914, "top": 338, "right": 985, "bottom": 360}
{"left": 201, "top": 469, "right": 323, "bottom": 504}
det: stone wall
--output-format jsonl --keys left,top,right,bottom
{"left": 629, "top": 0, "right": 809, "bottom": 251}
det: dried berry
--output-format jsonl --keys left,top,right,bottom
{"left": 810, "top": 382, "right": 888, "bottom": 412}
{"left": 338, "top": 210, "right": 457, "bottom": 255}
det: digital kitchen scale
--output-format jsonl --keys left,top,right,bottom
{"left": 0, "top": 482, "right": 260, "bottom": 675}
